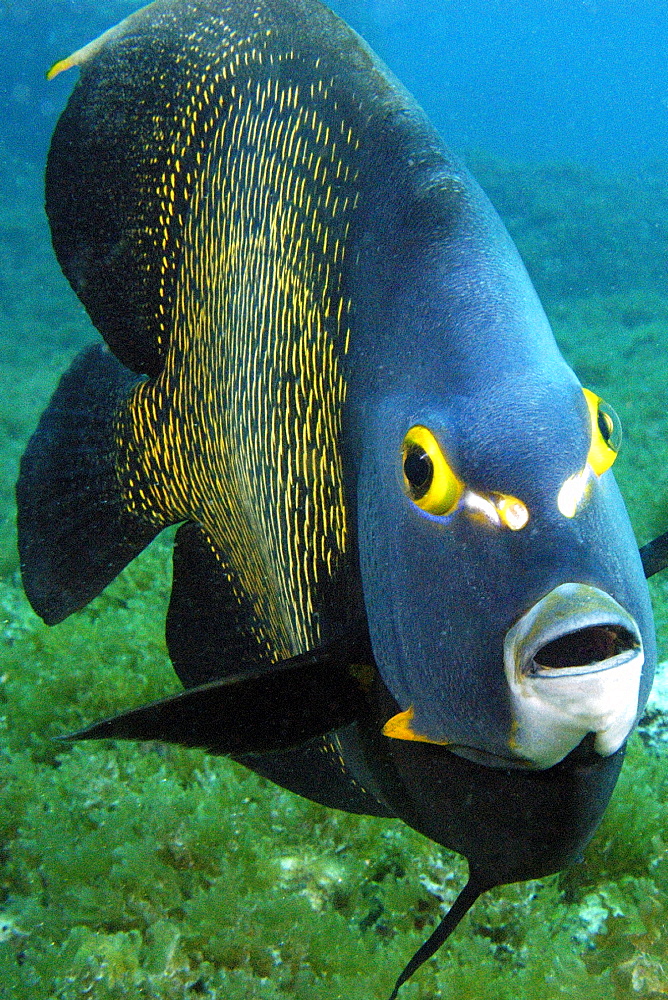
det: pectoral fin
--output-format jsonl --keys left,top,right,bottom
{"left": 640, "top": 529, "right": 668, "bottom": 578}
{"left": 60, "top": 638, "right": 372, "bottom": 756}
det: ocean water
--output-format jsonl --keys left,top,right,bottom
{"left": 1, "top": 1, "right": 668, "bottom": 998}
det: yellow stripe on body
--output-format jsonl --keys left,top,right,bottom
{"left": 117, "top": 33, "right": 361, "bottom": 663}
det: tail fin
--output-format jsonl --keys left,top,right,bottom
{"left": 387, "top": 872, "right": 490, "bottom": 1000}
{"left": 16, "top": 343, "right": 163, "bottom": 624}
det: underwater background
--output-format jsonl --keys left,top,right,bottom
{"left": 1, "top": 0, "right": 668, "bottom": 997}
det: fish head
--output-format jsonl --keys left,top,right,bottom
{"left": 355, "top": 352, "right": 655, "bottom": 772}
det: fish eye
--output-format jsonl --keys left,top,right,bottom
{"left": 597, "top": 402, "right": 621, "bottom": 451}
{"left": 402, "top": 426, "right": 464, "bottom": 515}
{"left": 403, "top": 444, "right": 433, "bottom": 499}
{"left": 583, "top": 388, "right": 621, "bottom": 476}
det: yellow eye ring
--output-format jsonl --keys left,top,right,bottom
{"left": 402, "top": 425, "right": 464, "bottom": 516}
{"left": 583, "top": 387, "right": 621, "bottom": 476}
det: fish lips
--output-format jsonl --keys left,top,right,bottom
{"left": 503, "top": 582, "right": 644, "bottom": 768}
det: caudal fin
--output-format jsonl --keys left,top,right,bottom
{"left": 16, "top": 343, "right": 163, "bottom": 624}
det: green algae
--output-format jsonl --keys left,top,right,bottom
{"left": 0, "top": 141, "right": 668, "bottom": 998}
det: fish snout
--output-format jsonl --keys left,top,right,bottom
{"left": 504, "top": 583, "right": 643, "bottom": 768}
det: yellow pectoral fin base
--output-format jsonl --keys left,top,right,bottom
{"left": 382, "top": 706, "right": 450, "bottom": 745}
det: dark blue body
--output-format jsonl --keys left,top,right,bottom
{"left": 343, "top": 109, "right": 655, "bottom": 758}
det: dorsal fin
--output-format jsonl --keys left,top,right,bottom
{"left": 46, "top": 3, "right": 157, "bottom": 79}
{"left": 44, "top": 0, "right": 447, "bottom": 378}
{"left": 45, "top": 0, "right": 214, "bottom": 375}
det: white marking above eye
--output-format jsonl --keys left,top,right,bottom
{"left": 557, "top": 466, "right": 592, "bottom": 518}
{"left": 462, "top": 491, "right": 529, "bottom": 530}
{"left": 462, "top": 490, "right": 501, "bottom": 525}
{"left": 496, "top": 495, "right": 529, "bottom": 530}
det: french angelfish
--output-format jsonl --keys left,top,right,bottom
{"left": 17, "top": 0, "right": 661, "bottom": 995}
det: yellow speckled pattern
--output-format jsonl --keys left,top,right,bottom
{"left": 112, "top": 7, "right": 363, "bottom": 662}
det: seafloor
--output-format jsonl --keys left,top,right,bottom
{"left": 0, "top": 142, "right": 667, "bottom": 1000}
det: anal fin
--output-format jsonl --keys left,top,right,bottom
{"left": 166, "top": 523, "right": 274, "bottom": 687}
{"left": 164, "top": 527, "right": 391, "bottom": 814}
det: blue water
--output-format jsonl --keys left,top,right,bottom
{"left": 6, "top": 0, "right": 668, "bottom": 169}
{"left": 335, "top": 0, "right": 668, "bottom": 169}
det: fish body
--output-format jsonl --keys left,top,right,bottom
{"left": 17, "top": 0, "right": 657, "bottom": 993}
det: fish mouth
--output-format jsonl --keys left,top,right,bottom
{"left": 504, "top": 583, "right": 644, "bottom": 768}
{"left": 529, "top": 622, "right": 640, "bottom": 676}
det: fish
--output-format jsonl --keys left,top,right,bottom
{"left": 16, "top": 0, "right": 662, "bottom": 995}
